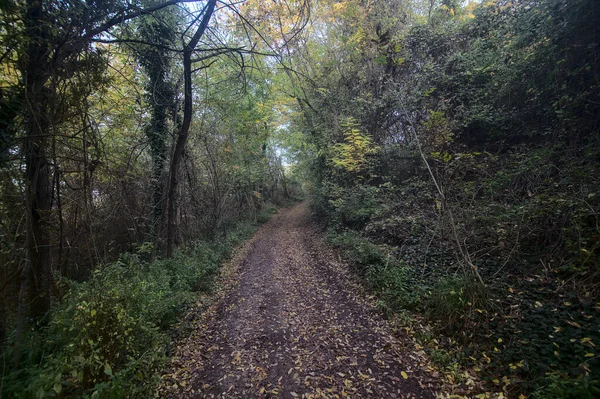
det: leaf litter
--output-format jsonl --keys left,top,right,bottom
{"left": 158, "top": 203, "right": 440, "bottom": 398}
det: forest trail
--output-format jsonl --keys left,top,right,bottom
{"left": 159, "top": 202, "right": 438, "bottom": 398}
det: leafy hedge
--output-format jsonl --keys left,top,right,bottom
{"left": 1, "top": 212, "right": 272, "bottom": 398}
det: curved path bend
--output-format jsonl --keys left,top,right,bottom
{"left": 159, "top": 202, "right": 438, "bottom": 398}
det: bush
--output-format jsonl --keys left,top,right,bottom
{"left": 2, "top": 217, "right": 266, "bottom": 398}
{"left": 366, "top": 263, "right": 421, "bottom": 313}
{"left": 326, "top": 228, "right": 421, "bottom": 313}
{"left": 324, "top": 184, "right": 384, "bottom": 230}
{"left": 326, "top": 229, "right": 386, "bottom": 272}
{"left": 424, "top": 276, "right": 490, "bottom": 334}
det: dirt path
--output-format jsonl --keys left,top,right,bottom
{"left": 159, "top": 203, "right": 438, "bottom": 398}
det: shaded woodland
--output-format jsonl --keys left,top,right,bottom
{"left": 0, "top": 0, "right": 304, "bottom": 396}
{"left": 1, "top": 0, "right": 599, "bottom": 397}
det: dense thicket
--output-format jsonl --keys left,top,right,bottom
{"left": 286, "top": 0, "right": 600, "bottom": 396}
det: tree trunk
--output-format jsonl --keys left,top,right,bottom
{"left": 22, "top": 0, "right": 53, "bottom": 319}
{"left": 24, "top": 126, "right": 52, "bottom": 318}
{"left": 281, "top": 165, "right": 290, "bottom": 198}
{"left": 166, "top": 0, "right": 217, "bottom": 256}
{"left": 166, "top": 49, "right": 191, "bottom": 256}
{"left": 15, "top": 0, "right": 53, "bottom": 365}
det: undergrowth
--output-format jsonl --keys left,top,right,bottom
{"left": 323, "top": 192, "right": 600, "bottom": 398}
{"left": 0, "top": 205, "right": 277, "bottom": 398}
{"left": 302, "top": 0, "right": 600, "bottom": 396}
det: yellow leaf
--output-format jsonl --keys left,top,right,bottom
{"left": 401, "top": 371, "right": 408, "bottom": 379}
{"left": 498, "top": 338, "right": 503, "bottom": 343}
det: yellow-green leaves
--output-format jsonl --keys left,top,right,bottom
{"left": 421, "top": 110, "right": 453, "bottom": 149}
{"left": 330, "top": 119, "right": 378, "bottom": 173}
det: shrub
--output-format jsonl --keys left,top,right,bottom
{"left": 2, "top": 217, "right": 266, "bottom": 398}
{"left": 424, "top": 276, "right": 490, "bottom": 334}
{"left": 326, "top": 229, "right": 386, "bottom": 272}
{"left": 366, "top": 263, "right": 420, "bottom": 313}
{"left": 326, "top": 228, "right": 421, "bottom": 313}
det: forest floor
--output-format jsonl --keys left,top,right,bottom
{"left": 157, "top": 202, "right": 440, "bottom": 398}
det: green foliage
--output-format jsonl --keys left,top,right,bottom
{"left": 533, "top": 372, "right": 600, "bottom": 399}
{"left": 326, "top": 228, "right": 419, "bottom": 313}
{"left": 330, "top": 119, "right": 379, "bottom": 174}
{"left": 327, "top": 229, "right": 386, "bottom": 273}
{"left": 1, "top": 217, "right": 266, "bottom": 398}
{"left": 420, "top": 110, "right": 453, "bottom": 150}
{"left": 324, "top": 184, "right": 384, "bottom": 230}
{"left": 424, "top": 276, "right": 489, "bottom": 334}
{"left": 366, "top": 263, "right": 418, "bottom": 313}
{"left": 292, "top": 0, "right": 600, "bottom": 395}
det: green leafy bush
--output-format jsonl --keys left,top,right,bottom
{"left": 2, "top": 217, "right": 266, "bottom": 398}
{"left": 424, "top": 276, "right": 490, "bottom": 334}
{"left": 326, "top": 228, "right": 420, "bottom": 313}
{"left": 324, "top": 184, "right": 384, "bottom": 230}
{"left": 366, "top": 263, "right": 420, "bottom": 313}
{"left": 326, "top": 229, "right": 386, "bottom": 272}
